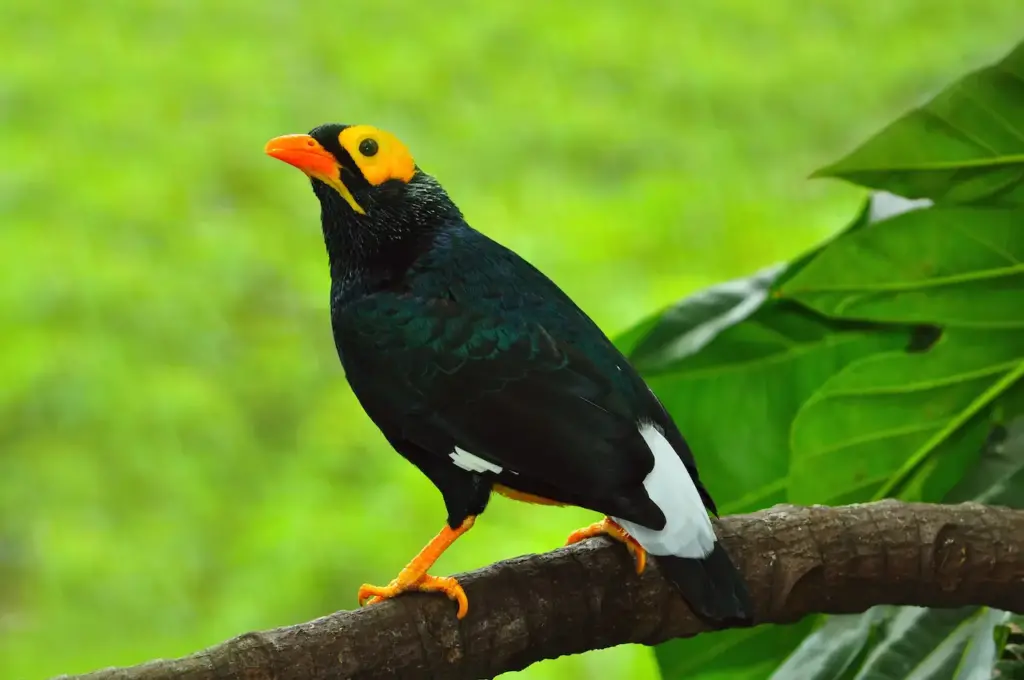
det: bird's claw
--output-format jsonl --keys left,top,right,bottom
{"left": 357, "top": 574, "right": 469, "bottom": 618}
{"left": 566, "top": 517, "right": 647, "bottom": 574}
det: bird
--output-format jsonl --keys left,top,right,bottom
{"left": 263, "top": 123, "right": 754, "bottom": 625}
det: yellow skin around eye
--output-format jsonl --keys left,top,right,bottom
{"left": 338, "top": 125, "right": 417, "bottom": 187}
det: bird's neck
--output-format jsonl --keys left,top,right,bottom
{"left": 318, "top": 175, "right": 462, "bottom": 302}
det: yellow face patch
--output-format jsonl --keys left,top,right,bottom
{"left": 338, "top": 125, "right": 416, "bottom": 187}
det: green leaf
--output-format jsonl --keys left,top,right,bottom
{"left": 813, "top": 42, "right": 1024, "bottom": 205}
{"left": 637, "top": 186, "right": 1005, "bottom": 679}
{"left": 771, "top": 191, "right": 934, "bottom": 295}
{"left": 949, "top": 610, "right": 1014, "bottom": 680}
{"left": 994, "top": 615, "right": 1024, "bottom": 679}
{"left": 945, "top": 415, "right": 1024, "bottom": 506}
{"left": 769, "top": 198, "right": 874, "bottom": 295}
{"left": 624, "top": 264, "right": 784, "bottom": 373}
{"left": 850, "top": 607, "right": 1010, "bottom": 680}
{"left": 768, "top": 609, "right": 894, "bottom": 680}
{"left": 994, "top": 657, "right": 1024, "bottom": 679}
{"left": 615, "top": 264, "right": 909, "bottom": 516}
{"left": 992, "top": 618, "right": 1013, "bottom": 658}
{"left": 626, "top": 190, "right": 930, "bottom": 377}
{"left": 777, "top": 206, "right": 1024, "bottom": 328}
{"left": 655, "top": 622, "right": 816, "bottom": 680}
{"left": 647, "top": 308, "right": 907, "bottom": 513}
{"left": 613, "top": 311, "right": 663, "bottom": 359}
{"left": 994, "top": 371, "right": 1024, "bottom": 423}
{"left": 788, "top": 329, "right": 1024, "bottom": 504}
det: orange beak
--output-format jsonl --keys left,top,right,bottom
{"left": 264, "top": 134, "right": 339, "bottom": 177}
{"left": 264, "top": 133, "right": 366, "bottom": 214}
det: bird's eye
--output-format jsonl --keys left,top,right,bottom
{"left": 358, "top": 138, "right": 379, "bottom": 157}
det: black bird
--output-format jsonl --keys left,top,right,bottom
{"left": 264, "top": 124, "right": 753, "bottom": 625}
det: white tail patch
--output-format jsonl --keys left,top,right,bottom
{"left": 450, "top": 447, "right": 503, "bottom": 474}
{"left": 612, "top": 422, "right": 716, "bottom": 558}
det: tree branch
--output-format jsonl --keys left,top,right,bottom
{"left": 54, "top": 500, "right": 1024, "bottom": 680}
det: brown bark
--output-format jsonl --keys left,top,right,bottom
{"left": 53, "top": 500, "right": 1024, "bottom": 680}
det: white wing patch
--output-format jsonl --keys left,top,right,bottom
{"left": 450, "top": 447, "right": 503, "bottom": 474}
{"left": 612, "top": 422, "right": 716, "bottom": 558}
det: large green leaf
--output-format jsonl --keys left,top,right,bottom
{"left": 646, "top": 306, "right": 906, "bottom": 514}
{"left": 645, "top": 184, "right": 1023, "bottom": 678}
{"left": 626, "top": 189, "right": 931, "bottom": 377}
{"left": 777, "top": 206, "right": 1024, "bottom": 329}
{"left": 665, "top": 38, "right": 1024, "bottom": 680}
{"left": 768, "top": 608, "right": 893, "bottom": 680}
{"left": 628, "top": 187, "right": 949, "bottom": 679}
{"left": 626, "top": 189, "right": 929, "bottom": 375}
{"left": 950, "top": 610, "right": 1015, "bottom": 680}
{"left": 624, "top": 264, "right": 784, "bottom": 372}
{"left": 788, "top": 329, "right": 1024, "bottom": 504}
{"left": 655, "top": 623, "right": 816, "bottom": 680}
{"left": 945, "top": 410, "right": 1024, "bottom": 504}
{"left": 771, "top": 191, "right": 934, "bottom": 295}
{"left": 813, "top": 43, "right": 1024, "bottom": 205}
{"left": 852, "top": 607, "right": 1010, "bottom": 680}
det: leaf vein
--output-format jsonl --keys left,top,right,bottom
{"left": 719, "top": 477, "right": 789, "bottom": 515}
{"left": 950, "top": 224, "right": 1021, "bottom": 265}
{"left": 873, "top": 360, "right": 1024, "bottom": 499}
{"left": 958, "top": 86, "right": 1024, "bottom": 147}
{"left": 818, "top": 360, "right": 1021, "bottom": 397}
{"left": 645, "top": 332, "right": 885, "bottom": 380}
{"left": 787, "top": 262, "right": 1024, "bottom": 295}
{"left": 796, "top": 420, "right": 944, "bottom": 463}
{"left": 921, "top": 100, "right": 1000, "bottom": 156}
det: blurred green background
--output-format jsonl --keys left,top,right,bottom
{"left": 2, "top": 2, "right": 1022, "bottom": 678}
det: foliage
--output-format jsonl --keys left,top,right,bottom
{"left": 769, "top": 420, "right": 1024, "bottom": 680}
{"left": 618, "top": 42, "right": 1024, "bottom": 679}
{"left": 3, "top": 4, "right": 1024, "bottom": 680}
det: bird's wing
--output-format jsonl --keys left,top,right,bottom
{"left": 333, "top": 292, "right": 664, "bottom": 524}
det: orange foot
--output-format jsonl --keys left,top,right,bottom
{"left": 357, "top": 516, "right": 475, "bottom": 619}
{"left": 566, "top": 516, "right": 647, "bottom": 574}
{"left": 358, "top": 574, "right": 468, "bottom": 618}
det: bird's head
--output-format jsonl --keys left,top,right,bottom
{"left": 265, "top": 123, "right": 460, "bottom": 274}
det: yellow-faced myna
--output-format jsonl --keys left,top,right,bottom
{"left": 264, "top": 124, "right": 753, "bottom": 624}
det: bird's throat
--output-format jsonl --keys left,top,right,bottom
{"left": 316, "top": 174, "right": 462, "bottom": 299}
{"left": 318, "top": 194, "right": 430, "bottom": 304}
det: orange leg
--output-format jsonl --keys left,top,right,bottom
{"left": 357, "top": 516, "right": 475, "bottom": 619}
{"left": 566, "top": 516, "right": 647, "bottom": 574}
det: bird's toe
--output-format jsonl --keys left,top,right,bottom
{"left": 566, "top": 516, "right": 648, "bottom": 574}
{"left": 356, "top": 574, "right": 468, "bottom": 618}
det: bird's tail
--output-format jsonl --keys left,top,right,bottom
{"left": 655, "top": 543, "right": 754, "bottom": 627}
{"left": 621, "top": 421, "right": 754, "bottom": 626}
